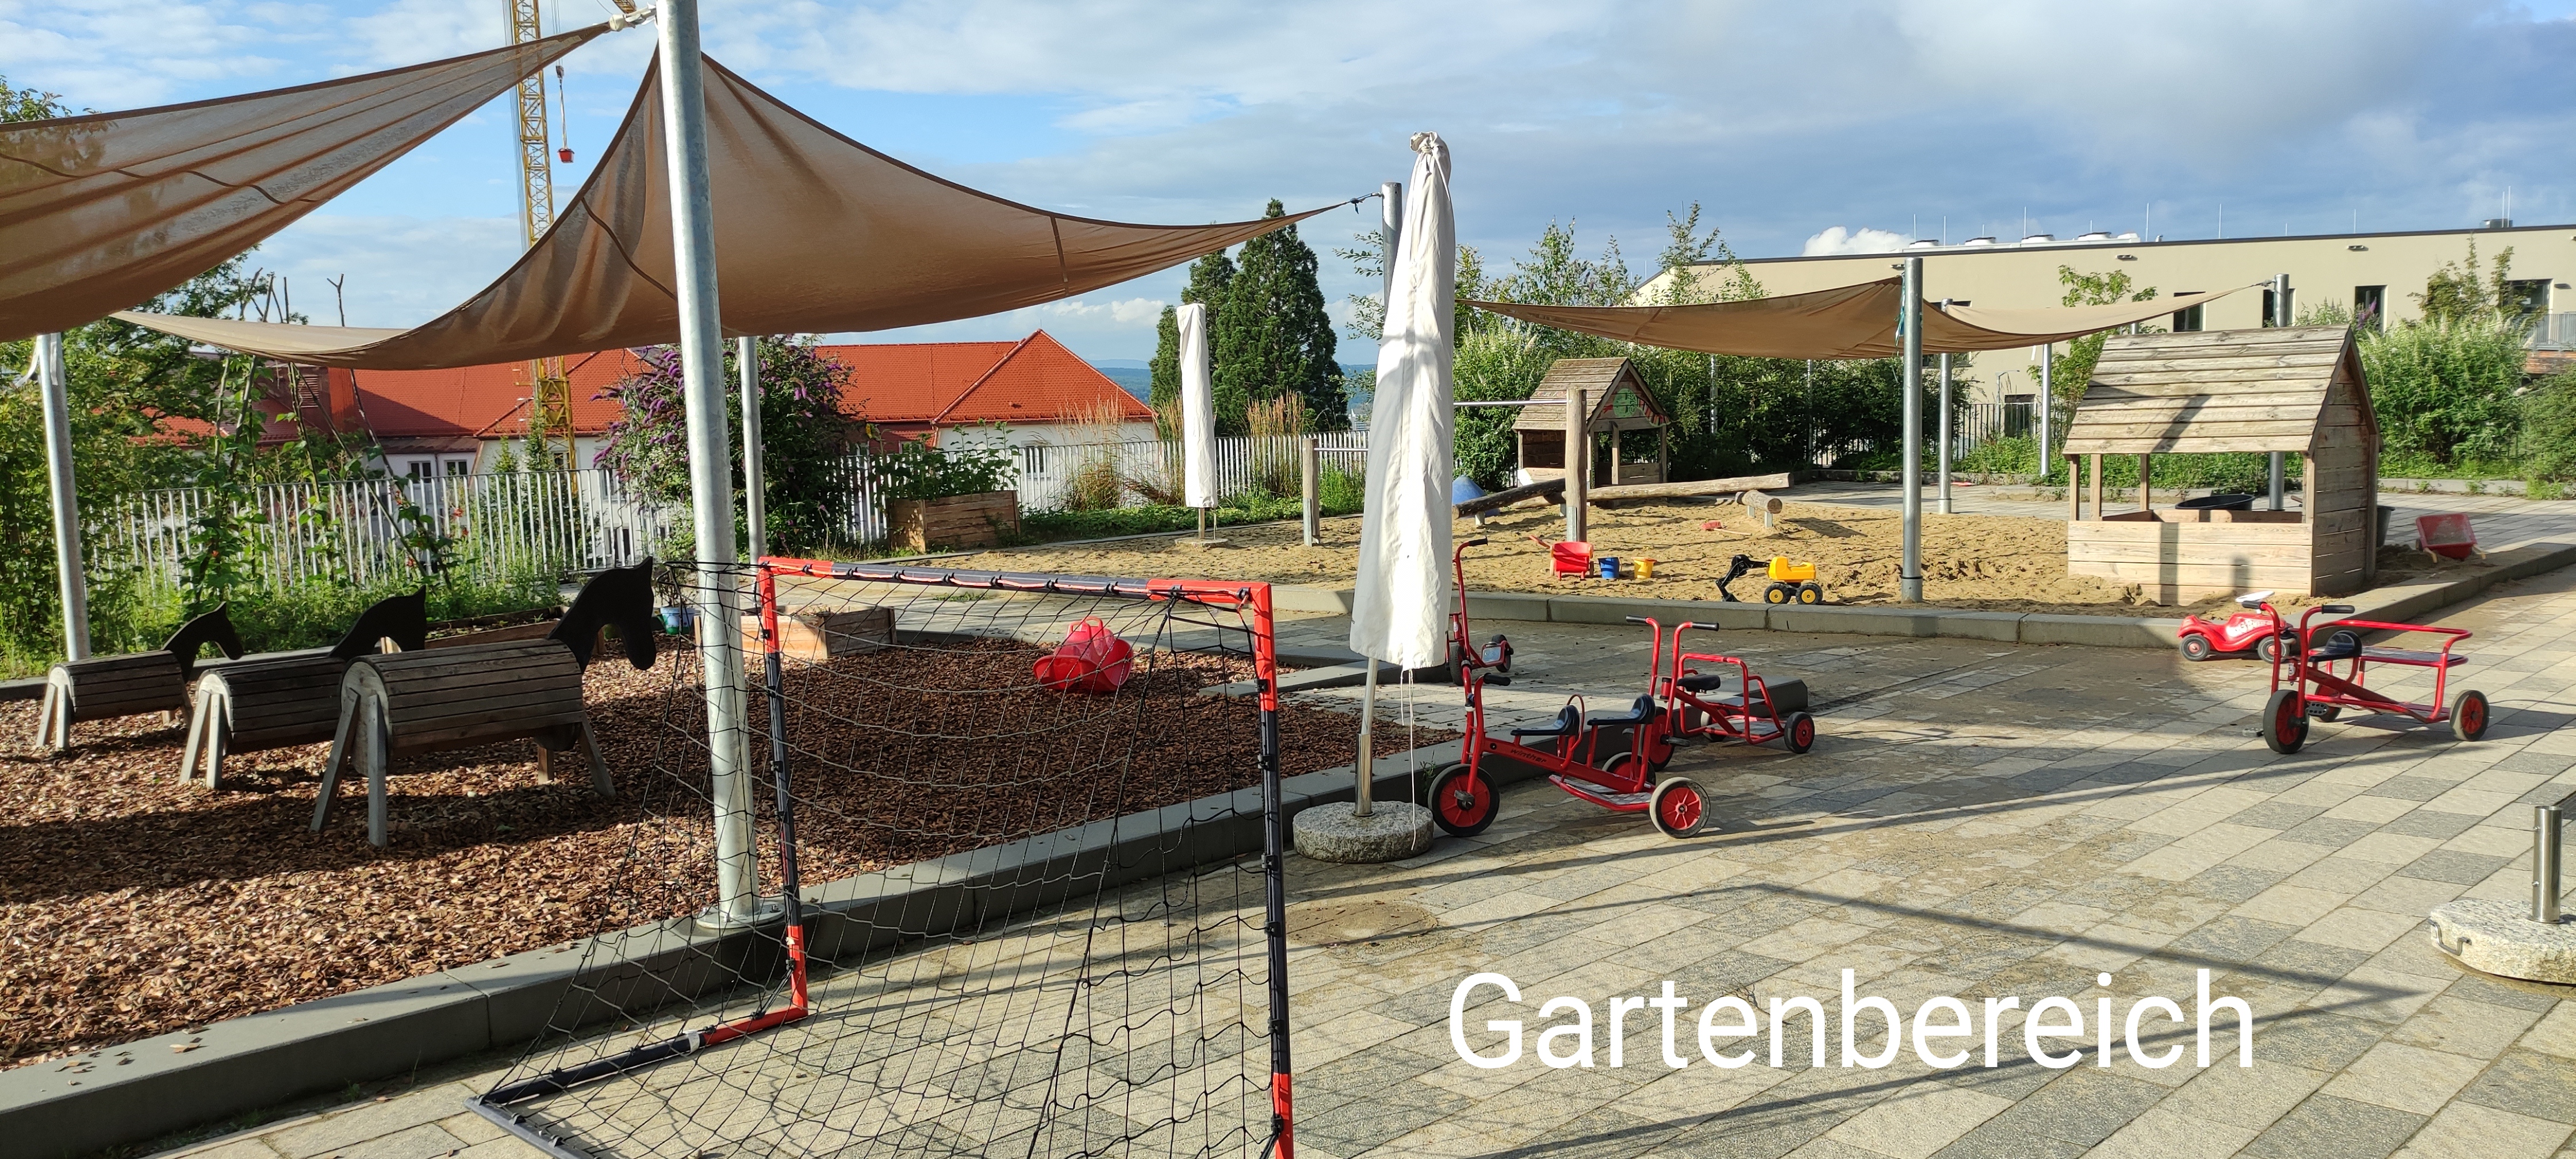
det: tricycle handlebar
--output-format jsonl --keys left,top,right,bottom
{"left": 1462, "top": 537, "right": 1489, "bottom": 549}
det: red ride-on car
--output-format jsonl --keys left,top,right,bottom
{"left": 1425, "top": 539, "right": 1716, "bottom": 840}
{"left": 2247, "top": 596, "right": 2490, "bottom": 754}
{"left": 2177, "top": 591, "right": 2300, "bottom": 662}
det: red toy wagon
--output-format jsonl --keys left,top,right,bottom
{"left": 2243, "top": 593, "right": 2491, "bottom": 754}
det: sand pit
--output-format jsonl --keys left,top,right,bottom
{"left": 946, "top": 498, "right": 2492, "bottom": 617}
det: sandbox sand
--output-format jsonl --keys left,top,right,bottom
{"left": 941, "top": 498, "right": 2495, "bottom": 619}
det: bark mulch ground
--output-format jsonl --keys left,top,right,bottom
{"left": 0, "top": 639, "right": 1428, "bottom": 1071}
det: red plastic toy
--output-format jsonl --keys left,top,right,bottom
{"left": 1623, "top": 616, "right": 1818, "bottom": 767}
{"left": 2416, "top": 513, "right": 2479, "bottom": 562}
{"left": 2176, "top": 590, "right": 2298, "bottom": 662}
{"left": 1033, "top": 617, "right": 1133, "bottom": 694}
{"left": 1425, "top": 539, "right": 1715, "bottom": 839}
{"left": 2242, "top": 594, "right": 2491, "bottom": 754}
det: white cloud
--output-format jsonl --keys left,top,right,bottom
{"left": 1801, "top": 227, "right": 1908, "bottom": 257}
{"left": 1011, "top": 297, "right": 1167, "bottom": 325}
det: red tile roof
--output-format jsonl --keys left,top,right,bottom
{"left": 343, "top": 332, "right": 1146, "bottom": 439}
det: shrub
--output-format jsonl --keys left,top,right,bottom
{"left": 2360, "top": 315, "right": 2529, "bottom": 466}
{"left": 2523, "top": 370, "right": 2576, "bottom": 484}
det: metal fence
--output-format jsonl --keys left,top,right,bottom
{"left": 102, "top": 468, "right": 677, "bottom": 596}
{"left": 101, "top": 432, "right": 1374, "bottom": 594}
{"left": 2527, "top": 313, "right": 2576, "bottom": 350}
{"left": 1953, "top": 402, "right": 2035, "bottom": 454}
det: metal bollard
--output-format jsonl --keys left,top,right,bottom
{"left": 2537, "top": 803, "right": 2564, "bottom": 924}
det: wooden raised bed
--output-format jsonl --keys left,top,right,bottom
{"left": 888, "top": 489, "right": 1019, "bottom": 552}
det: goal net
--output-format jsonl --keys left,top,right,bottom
{"left": 470, "top": 559, "right": 1294, "bottom": 1159}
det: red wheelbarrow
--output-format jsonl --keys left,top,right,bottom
{"left": 2244, "top": 593, "right": 2491, "bottom": 754}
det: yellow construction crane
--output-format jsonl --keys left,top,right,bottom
{"left": 508, "top": 0, "right": 633, "bottom": 475}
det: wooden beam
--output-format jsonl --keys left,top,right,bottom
{"left": 2088, "top": 454, "right": 2103, "bottom": 520}
{"left": 1450, "top": 470, "right": 1798, "bottom": 518}
{"left": 2137, "top": 454, "right": 2152, "bottom": 513}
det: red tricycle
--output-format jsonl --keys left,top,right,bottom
{"left": 1426, "top": 539, "right": 1716, "bottom": 839}
{"left": 2244, "top": 593, "right": 2491, "bottom": 754}
{"left": 1621, "top": 616, "right": 1818, "bottom": 766}
{"left": 2176, "top": 590, "right": 2299, "bottom": 663}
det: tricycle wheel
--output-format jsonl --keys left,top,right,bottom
{"left": 1782, "top": 711, "right": 1817, "bottom": 754}
{"left": 2262, "top": 689, "right": 2309, "bottom": 755}
{"left": 2449, "top": 689, "right": 2490, "bottom": 742}
{"left": 2306, "top": 703, "right": 2341, "bottom": 722}
{"left": 1762, "top": 583, "right": 1793, "bottom": 605}
{"left": 2180, "top": 634, "right": 2215, "bottom": 662}
{"left": 1428, "top": 765, "right": 1497, "bottom": 837}
{"left": 1796, "top": 583, "right": 1823, "bottom": 605}
{"left": 1642, "top": 729, "right": 1676, "bottom": 772}
{"left": 1649, "top": 777, "right": 1708, "bottom": 838}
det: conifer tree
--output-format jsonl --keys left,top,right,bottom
{"left": 1147, "top": 251, "right": 1239, "bottom": 431}
{"left": 1212, "top": 201, "right": 1341, "bottom": 433}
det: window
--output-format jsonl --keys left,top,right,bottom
{"left": 2171, "top": 300, "right": 2203, "bottom": 332}
{"left": 2505, "top": 279, "right": 2551, "bottom": 318}
{"left": 401, "top": 458, "right": 433, "bottom": 480}
{"left": 2353, "top": 286, "right": 2386, "bottom": 331}
{"left": 442, "top": 456, "right": 473, "bottom": 476}
{"left": 2258, "top": 287, "right": 2293, "bottom": 325}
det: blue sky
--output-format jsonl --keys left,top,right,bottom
{"left": 6, "top": 0, "right": 2574, "bottom": 362}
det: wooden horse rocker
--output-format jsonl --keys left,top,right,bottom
{"left": 313, "top": 561, "right": 660, "bottom": 846}
{"left": 179, "top": 590, "right": 430, "bottom": 786}
{"left": 33, "top": 608, "right": 243, "bottom": 751}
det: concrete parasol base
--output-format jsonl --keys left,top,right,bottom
{"left": 1294, "top": 801, "right": 1433, "bottom": 864}
{"left": 1172, "top": 536, "right": 1233, "bottom": 550}
{"left": 2428, "top": 899, "right": 2576, "bottom": 984}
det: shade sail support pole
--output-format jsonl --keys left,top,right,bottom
{"left": 1936, "top": 343, "right": 1953, "bottom": 516}
{"left": 1352, "top": 179, "right": 1403, "bottom": 822}
{"left": 1565, "top": 386, "right": 1589, "bottom": 543}
{"left": 739, "top": 335, "right": 766, "bottom": 561}
{"left": 37, "top": 333, "right": 90, "bottom": 661}
{"left": 2038, "top": 344, "right": 2053, "bottom": 482}
{"left": 2268, "top": 273, "right": 2290, "bottom": 512}
{"left": 1899, "top": 258, "right": 1923, "bottom": 604}
{"left": 660, "top": 0, "right": 756, "bottom": 927}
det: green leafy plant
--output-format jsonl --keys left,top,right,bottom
{"left": 595, "top": 336, "right": 858, "bottom": 554}
{"left": 864, "top": 433, "right": 1018, "bottom": 502}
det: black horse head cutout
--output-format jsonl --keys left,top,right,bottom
{"left": 553, "top": 558, "right": 660, "bottom": 670}
{"left": 329, "top": 589, "right": 430, "bottom": 661}
{"left": 163, "top": 605, "right": 246, "bottom": 679}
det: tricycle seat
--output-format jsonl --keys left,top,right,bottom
{"left": 1586, "top": 695, "right": 1657, "bottom": 728}
{"left": 1677, "top": 673, "right": 1725, "bottom": 692}
{"left": 2359, "top": 646, "right": 2466, "bottom": 667}
{"left": 1511, "top": 705, "right": 1584, "bottom": 740}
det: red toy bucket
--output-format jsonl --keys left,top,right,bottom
{"left": 1033, "top": 616, "right": 1134, "bottom": 694}
{"left": 2416, "top": 513, "right": 2477, "bottom": 561}
{"left": 1550, "top": 540, "right": 1593, "bottom": 575}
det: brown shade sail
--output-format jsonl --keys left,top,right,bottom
{"left": 1465, "top": 278, "right": 2253, "bottom": 359}
{"left": 0, "top": 24, "right": 609, "bottom": 343}
{"left": 112, "top": 56, "right": 1346, "bottom": 370}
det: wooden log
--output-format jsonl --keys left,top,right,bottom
{"left": 741, "top": 607, "right": 894, "bottom": 661}
{"left": 1743, "top": 488, "right": 1782, "bottom": 529}
{"left": 183, "top": 655, "right": 348, "bottom": 785}
{"left": 316, "top": 641, "right": 612, "bottom": 845}
{"left": 1450, "top": 470, "right": 1796, "bottom": 518}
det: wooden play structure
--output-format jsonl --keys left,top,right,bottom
{"left": 32, "top": 608, "right": 243, "bottom": 751}
{"left": 1514, "top": 358, "right": 1670, "bottom": 487}
{"left": 313, "top": 560, "right": 661, "bottom": 846}
{"left": 2061, "top": 326, "right": 2380, "bottom": 604}
{"left": 178, "top": 591, "right": 428, "bottom": 787}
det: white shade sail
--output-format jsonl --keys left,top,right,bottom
{"left": 1179, "top": 302, "right": 1217, "bottom": 509}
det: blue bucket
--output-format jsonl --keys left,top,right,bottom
{"left": 1597, "top": 557, "right": 1620, "bottom": 580}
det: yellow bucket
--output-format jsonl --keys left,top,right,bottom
{"left": 1635, "top": 557, "right": 1657, "bottom": 579}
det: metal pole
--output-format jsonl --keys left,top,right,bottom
{"left": 1351, "top": 178, "right": 1404, "bottom": 818}
{"left": 1899, "top": 258, "right": 1924, "bottom": 602}
{"left": 1937, "top": 344, "right": 1953, "bottom": 516}
{"left": 1565, "top": 385, "right": 1589, "bottom": 543}
{"left": 658, "top": 0, "right": 757, "bottom": 926}
{"left": 37, "top": 333, "right": 90, "bottom": 660}
{"left": 2269, "top": 274, "right": 2288, "bottom": 512}
{"left": 1300, "top": 436, "right": 1320, "bottom": 545}
{"left": 738, "top": 335, "right": 766, "bottom": 562}
{"left": 2538, "top": 804, "right": 2563, "bottom": 925}
{"left": 2038, "top": 344, "right": 2053, "bottom": 484}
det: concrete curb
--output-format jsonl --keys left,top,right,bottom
{"left": 1, "top": 736, "right": 1524, "bottom": 1159}
{"left": 1274, "top": 540, "right": 2576, "bottom": 651}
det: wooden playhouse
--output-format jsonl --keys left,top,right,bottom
{"left": 1513, "top": 358, "right": 1671, "bottom": 486}
{"left": 2060, "top": 326, "right": 2380, "bottom": 603}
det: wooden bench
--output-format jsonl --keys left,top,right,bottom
{"left": 179, "top": 591, "right": 428, "bottom": 787}
{"left": 32, "top": 607, "right": 241, "bottom": 752}
{"left": 310, "top": 561, "right": 658, "bottom": 846}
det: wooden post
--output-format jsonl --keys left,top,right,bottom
{"left": 1299, "top": 436, "right": 1320, "bottom": 546}
{"left": 2066, "top": 456, "right": 2080, "bottom": 520}
{"left": 2137, "top": 454, "right": 2153, "bottom": 513}
{"left": 1565, "top": 386, "right": 1588, "bottom": 542}
{"left": 2088, "top": 454, "right": 2103, "bottom": 519}
{"left": 1609, "top": 428, "right": 1623, "bottom": 486}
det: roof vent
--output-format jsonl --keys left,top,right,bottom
{"left": 2076, "top": 231, "right": 2114, "bottom": 241}
{"left": 2485, "top": 218, "right": 2513, "bottom": 229}
{"left": 1962, "top": 237, "right": 1996, "bottom": 247}
{"left": 1906, "top": 239, "right": 1942, "bottom": 249}
{"left": 2021, "top": 234, "right": 2055, "bottom": 244}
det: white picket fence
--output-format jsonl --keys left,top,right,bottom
{"left": 103, "top": 468, "right": 677, "bottom": 594}
{"left": 1011, "top": 432, "right": 1368, "bottom": 512}
{"left": 102, "top": 432, "right": 1371, "bottom": 594}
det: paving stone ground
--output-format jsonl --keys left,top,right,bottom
{"left": 153, "top": 567, "right": 2576, "bottom": 1159}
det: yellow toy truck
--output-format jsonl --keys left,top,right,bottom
{"left": 1719, "top": 554, "right": 1824, "bottom": 604}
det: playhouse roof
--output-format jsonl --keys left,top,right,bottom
{"left": 1513, "top": 358, "right": 1667, "bottom": 433}
{"left": 2059, "top": 325, "right": 2374, "bottom": 456}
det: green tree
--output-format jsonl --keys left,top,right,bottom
{"left": 595, "top": 336, "right": 857, "bottom": 555}
{"left": 1212, "top": 200, "right": 1341, "bottom": 432}
{"left": 2414, "top": 240, "right": 2517, "bottom": 326}
{"left": 1146, "top": 250, "right": 1236, "bottom": 433}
